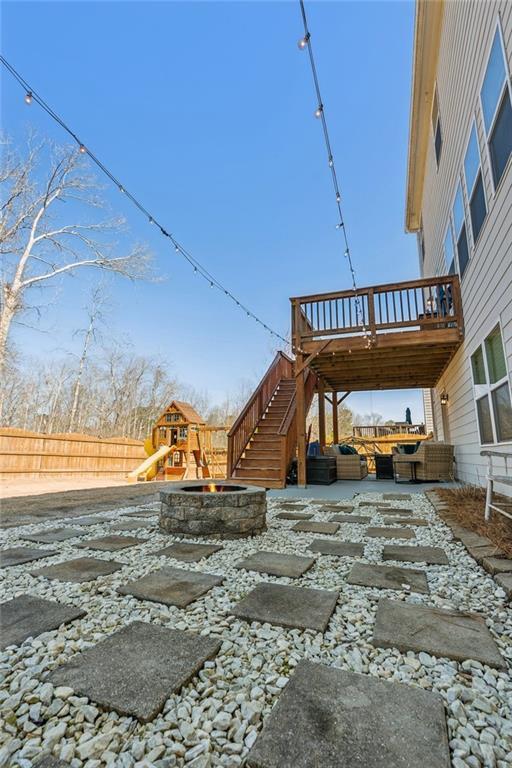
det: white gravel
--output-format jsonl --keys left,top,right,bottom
{"left": 1, "top": 492, "right": 511, "bottom": 768}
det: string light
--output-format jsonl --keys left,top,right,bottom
{"left": 297, "top": 0, "right": 373, "bottom": 348}
{"left": 0, "top": 53, "right": 308, "bottom": 356}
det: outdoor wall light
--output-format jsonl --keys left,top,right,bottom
{"left": 440, "top": 392, "right": 449, "bottom": 405}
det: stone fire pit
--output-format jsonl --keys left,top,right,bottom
{"left": 159, "top": 481, "right": 267, "bottom": 538}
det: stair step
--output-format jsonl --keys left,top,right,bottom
{"left": 245, "top": 449, "right": 277, "bottom": 459}
{"left": 235, "top": 466, "right": 281, "bottom": 479}
{"left": 231, "top": 475, "right": 284, "bottom": 489}
{"left": 239, "top": 457, "right": 280, "bottom": 469}
{"left": 256, "top": 426, "right": 280, "bottom": 434}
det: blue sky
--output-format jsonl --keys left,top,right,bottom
{"left": 2, "top": 0, "right": 424, "bottom": 422}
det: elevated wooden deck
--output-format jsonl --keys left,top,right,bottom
{"left": 291, "top": 275, "right": 464, "bottom": 486}
{"left": 291, "top": 275, "right": 464, "bottom": 391}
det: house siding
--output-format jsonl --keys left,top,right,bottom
{"left": 417, "top": 0, "right": 512, "bottom": 491}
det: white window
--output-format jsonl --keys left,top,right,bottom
{"left": 463, "top": 123, "right": 487, "bottom": 244}
{"left": 443, "top": 223, "right": 456, "bottom": 274}
{"left": 179, "top": 426, "right": 188, "bottom": 439}
{"left": 471, "top": 325, "right": 512, "bottom": 444}
{"left": 432, "top": 85, "right": 442, "bottom": 166}
{"left": 451, "top": 182, "right": 469, "bottom": 276}
{"left": 480, "top": 24, "right": 512, "bottom": 189}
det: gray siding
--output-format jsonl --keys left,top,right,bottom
{"left": 419, "top": 0, "right": 512, "bottom": 491}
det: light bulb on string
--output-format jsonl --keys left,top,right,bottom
{"left": 297, "top": 33, "right": 310, "bottom": 49}
{"left": 24, "top": 91, "right": 32, "bottom": 105}
{"left": 328, "top": 156, "right": 333, "bottom": 167}
{"left": 78, "top": 144, "right": 87, "bottom": 154}
{"left": 209, "top": 281, "right": 214, "bottom": 288}
{"left": 336, "top": 193, "right": 341, "bottom": 203}
{"left": 314, "top": 104, "right": 323, "bottom": 119}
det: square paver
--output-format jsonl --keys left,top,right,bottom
{"left": 72, "top": 516, "right": 114, "bottom": 526}
{"left": 292, "top": 521, "right": 340, "bottom": 535}
{"left": 232, "top": 582, "right": 338, "bottom": 632}
{"left": 245, "top": 660, "right": 450, "bottom": 768}
{"left": 47, "top": 621, "right": 220, "bottom": 722}
{"left": 22, "top": 528, "right": 83, "bottom": 544}
{"left": 123, "top": 510, "right": 159, "bottom": 518}
{"left": 275, "top": 512, "right": 313, "bottom": 521}
{"left": 118, "top": 566, "right": 224, "bottom": 608}
{"left": 384, "top": 517, "right": 428, "bottom": 526}
{"left": 372, "top": 598, "right": 506, "bottom": 669}
{"left": 78, "top": 535, "right": 146, "bottom": 551}
{"left": 378, "top": 508, "right": 414, "bottom": 516}
{"left": 382, "top": 545, "right": 449, "bottom": 565}
{"left": 348, "top": 563, "right": 429, "bottom": 594}
{"left": 1, "top": 547, "right": 59, "bottom": 568}
{"left": 365, "top": 527, "right": 416, "bottom": 540}
{"left": 319, "top": 504, "right": 354, "bottom": 512}
{"left": 1, "top": 594, "right": 86, "bottom": 650}
{"left": 358, "top": 501, "right": 390, "bottom": 508}
{"left": 308, "top": 539, "right": 364, "bottom": 558}
{"left": 236, "top": 550, "right": 315, "bottom": 578}
{"left": 329, "top": 514, "right": 369, "bottom": 524}
{"left": 277, "top": 503, "right": 308, "bottom": 511}
{"left": 152, "top": 542, "right": 223, "bottom": 562}
{"left": 383, "top": 493, "right": 412, "bottom": 500}
{"left": 31, "top": 557, "right": 124, "bottom": 583}
{"left": 110, "top": 521, "right": 156, "bottom": 532}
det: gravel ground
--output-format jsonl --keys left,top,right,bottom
{"left": 1, "top": 493, "right": 511, "bottom": 768}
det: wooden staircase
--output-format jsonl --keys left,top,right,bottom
{"left": 227, "top": 353, "right": 316, "bottom": 489}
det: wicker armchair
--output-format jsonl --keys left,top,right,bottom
{"left": 324, "top": 447, "right": 368, "bottom": 480}
{"left": 393, "top": 441, "right": 454, "bottom": 482}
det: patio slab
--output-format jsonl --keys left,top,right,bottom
{"left": 378, "top": 508, "right": 414, "bottom": 516}
{"left": 383, "top": 493, "right": 412, "bottom": 500}
{"left": 78, "top": 535, "right": 146, "bottom": 551}
{"left": 329, "top": 514, "right": 369, "bottom": 524}
{"left": 31, "top": 557, "right": 123, "bottom": 583}
{"left": 308, "top": 539, "right": 364, "bottom": 558}
{"left": 73, "top": 516, "right": 113, "bottom": 526}
{"left": 235, "top": 550, "right": 315, "bottom": 578}
{"left": 292, "top": 521, "right": 340, "bottom": 535}
{"left": 35, "top": 757, "right": 70, "bottom": 768}
{"left": 275, "top": 512, "right": 313, "bottom": 521}
{"left": 348, "top": 563, "right": 429, "bottom": 594}
{"left": 372, "top": 598, "right": 506, "bottom": 669}
{"left": 245, "top": 660, "right": 450, "bottom": 768}
{"left": 382, "top": 545, "right": 449, "bottom": 565}
{"left": 358, "top": 501, "right": 390, "bottom": 508}
{"left": 1, "top": 546, "right": 58, "bottom": 568}
{"left": 277, "top": 503, "right": 308, "bottom": 511}
{"left": 366, "top": 527, "right": 416, "bottom": 540}
{"left": 1, "top": 594, "right": 86, "bottom": 650}
{"left": 22, "top": 528, "right": 83, "bottom": 544}
{"left": 47, "top": 621, "right": 220, "bottom": 722}
{"left": 117, "top": 566, "right": 224, "bottom": 608}
{"left": 481, "top": 557, "right": 512, "bottom": 575}
{"left": 232, "top": 583, "right": 339, "bottom": 632}
{"left": 383, "top": 517, "right": 429, "bottom": 526}
{"left": 123, "top": 510, "right": 159, "bottom": 518}
{"left": 152, "top": 542, "right": 223, "bottom": 562}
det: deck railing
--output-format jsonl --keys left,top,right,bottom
{"left": 353, "top": 424, "right": 426, "bottom": 438}
{"left": 227, "top": 351, "right": 294, "bottom": 477}
{"left": 291, "top": 275, "right": 463, "bottom": 342}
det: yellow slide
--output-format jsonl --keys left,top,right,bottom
{"left": 126, "top": 444, "right": 172, "bottom": 483}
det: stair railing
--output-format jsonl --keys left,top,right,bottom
{"left": 278, "top": 368, "right": 317, "bottom": 480}
{"left": 227, "top": 351, "right": 294, "bottom": 477}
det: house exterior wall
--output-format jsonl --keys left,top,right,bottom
{"left": 412, "top": 1, "right": 512, "bottom": 488}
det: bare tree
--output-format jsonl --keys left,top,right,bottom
{"left": 68, "top": 283, "right": 109, "bottom": 431}
{"left": 0, "top": 138, "right": 152, "bottom": 415}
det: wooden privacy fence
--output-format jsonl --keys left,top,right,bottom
{"left": 0, "top": 428, "right": 146, "bottom": 479}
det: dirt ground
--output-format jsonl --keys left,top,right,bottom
{"left": 0, "top": 477, "right": 130, "bottom": 499}
{"left": 436, "top": 487, "right": 512, "bottom": 557}
{"left": 0, "top": 481, "right": 170, "bottom": 528}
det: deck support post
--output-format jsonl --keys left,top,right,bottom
{"left": 296, "top": 358, "right": 307, "bottom": 488}
{"left": 318, "top": 379, "right": 326, "bottom": 452}
{"left": 332, "top": 391, "right": 339, "bottom": 445}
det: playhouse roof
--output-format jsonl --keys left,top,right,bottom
{"left": 165, "top": 400, "right": 205, "bottom": 425}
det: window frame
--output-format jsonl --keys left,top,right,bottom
{"left": 462, "top": 120, "right": 488, "bottom": 248}
{"left": 431, "top": 83, "right": 443, "bottom": 168}
{"left": 450, "top": 179, "right": 470, "bottom": 278}
{"left": 478, "top": 19, "right": 512, "bottom": 194}
{"left": 443, "top": 220, "right": 456, "bottom": 274}
{"left": 470, "top": 323, "right": 512, "bottom": 446}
